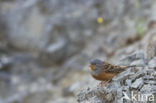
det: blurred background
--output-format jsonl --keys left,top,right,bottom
{"left": 0, "top": 0, "right": 155, "bottom": 103}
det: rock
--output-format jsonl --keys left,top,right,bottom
{"left": 5, "top": 0, "right": 46, "bottom": 52}
{"left": 0, "top": 0, "right": 156, "bottom": 103}
{"left": 39, "top": 38, "right": 69, "bottom": 65}
{"left": 51, "top": 53, "right": 89, "bottom": 83}
{"left": 143, "top": 16, "right": 156, "bottom": 63}
{"left": 125, "top": 79, "right": 132, "bottom": 86}
{"left": 112, "top": 69, "right": 132, "bottom": 81}
{"left": 0, "top": 56, "right": 12, "bottom": 70}
{"left": 77, "top": 66, "right": 156, "bottom": 103}
{"left": 131, "top": 59, "right": 146, "bottom": 67}
{"left": 148, "top": 57, "right": 156, "bottom": 68}
{"left": 120, "top": 50, "right": 145, "bottom": 62}
{"left": 131, "top": 78, "right": 143, "bottom": 89}
{"left": 77, "top": 87, "right": 100, "bottom": 103}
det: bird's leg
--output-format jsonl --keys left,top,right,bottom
{"left": 98, "top": 80, "right": 111, "bottom": 87}
{"left": 103, "top": 80, "right": 111, "bottom": 86}
{"left": 98, "top": 81, "right": 105, "bottom": 87}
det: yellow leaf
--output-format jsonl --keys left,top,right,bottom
{"left": 97, "top": 17, "right": 103, "bottom": 24}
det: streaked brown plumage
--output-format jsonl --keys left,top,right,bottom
{"left": 89, "top": 59, "right": 136, "bottom": 85}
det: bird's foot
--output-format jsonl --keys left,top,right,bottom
{"left": 98, "top": 80, "right": 110, "bottom": 87}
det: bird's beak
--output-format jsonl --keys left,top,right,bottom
{"left": 90, "top": 64, "right": 95, "bottom": 71}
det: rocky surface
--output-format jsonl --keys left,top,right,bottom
{"left": 77, "top": 63, "right": 156, "bottom": 103}
{"left": 77, "top": 23, "right": 156, "bottom": 103}
{"left": 0, "top": 0, "right": 156, "bottom": 103}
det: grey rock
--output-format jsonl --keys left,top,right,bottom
{"left": 52, "top": 53, "right": 89, "bottom": 83}
{"left": 78, "top": 66, "right": 156, "bottom": 103}
{"left": 125, "top": 79, "right": 132, "bottom": 86}
{"left": 131, "top": 59, "right": 146, "bottom": 67}
{"left": 0, "top": 56, "right": 12, "bottom": 70}
{"left": 120, "top": 50, "right": 145, "bottom": 62}
{"left": 148, "top": 57, "right": 156, "bottom": 68}
{"left": 131, "top": 78, "right": 143, "bottom": 89}
{"left": 0, "top": 0, "right": 156, "bottom": 103}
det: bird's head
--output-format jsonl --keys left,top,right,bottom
{"left": 89, "top": 59, "right": 103, "bottom": 71}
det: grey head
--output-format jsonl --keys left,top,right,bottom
{"left": 90, "top": 59, "right": 103, "bottom": 75}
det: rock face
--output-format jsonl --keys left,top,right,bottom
{"left": 77, "top": 22, "right": 156, "bottom": 103}
{"left": 0, "top": 0, "right": 156, "bottom": 103}
{"left": 77, "top": 24, "right": 156, "bottom": 103}
{"left": 77, "top": 65, "right": 156, "bottom": 103}
{"left": 77, "top": 3, "right": 156, "bottom": 103}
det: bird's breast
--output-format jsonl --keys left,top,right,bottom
{"left": 92, "top": 71, "right": 116, "bottom": 81}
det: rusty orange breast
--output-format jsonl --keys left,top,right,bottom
{"left": 92, "top": 71, "right": 116, "bottom": 81}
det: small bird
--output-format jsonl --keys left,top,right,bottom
{"left": 89, "top": 59, "right": 136, "bottom": 86}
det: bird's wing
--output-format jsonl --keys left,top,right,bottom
{"left": 101, "top": 62, "right": 125, "bottom": 73}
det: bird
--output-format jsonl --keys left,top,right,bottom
{"left": 89, "top": 59, "right": 136, "bottom": 86}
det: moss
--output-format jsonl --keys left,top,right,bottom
{"left": 135, "top": 0, "right": 140, "bottom": 9}
{"left": 135, "top": 18, "right": 146, "bottom": 39}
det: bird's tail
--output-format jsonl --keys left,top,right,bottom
{"left": 119, "top": 65, "right": 137, "bottom": 69}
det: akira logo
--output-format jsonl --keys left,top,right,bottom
{"left": 121, "top": 91, "right": 155, "bottom": 102}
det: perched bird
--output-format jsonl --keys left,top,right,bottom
{"left": 89, "top": 59, "right": 136, "bottom": 86}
